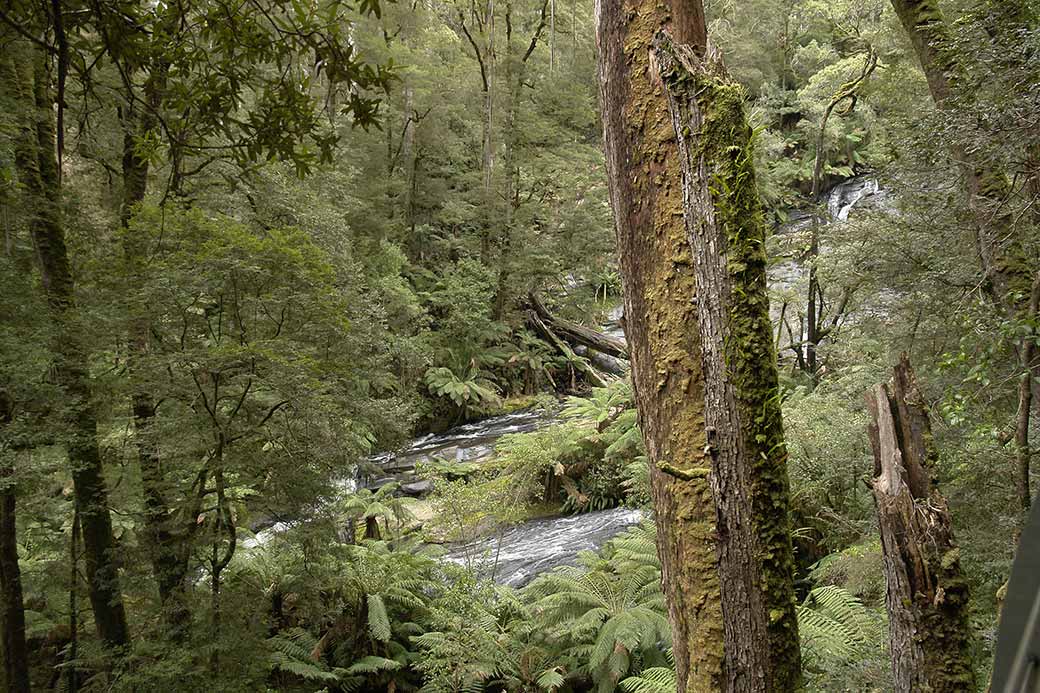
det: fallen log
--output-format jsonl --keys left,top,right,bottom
{"left": 573, "top": 345, "right": 627, "bottom": 376}
{"left": 528, "top": 292, "right": 629, "bottom": 359}
{"left": 527, "top": 310, "right": 608, "bottom": 389}
{"left": 866, "top": 354, "right": 975, "bottom": 693}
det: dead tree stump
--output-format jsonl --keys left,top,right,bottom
{"left": 866, "top": 354, "right": 975, "bottom": 692}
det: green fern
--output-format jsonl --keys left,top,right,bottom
{"left": 525, "top": 556, "right": 669, "bottom": 691}
{"left": 797, "top": 585, "right": 881, "bottom": 665}
{"left": 367, "top": 593, "right": 392, "bottom": 642}
{"left": 268, "top": 628, "right": 340, "bottom": 683}
{"left": 619, "top": 665, "right": 676, "bottom": 693}
{"left": 344, "top": 655, "right": 401, "bottom": 674}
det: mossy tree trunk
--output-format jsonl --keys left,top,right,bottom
{"left": 597, "top": 4, "right": 801, "bottom": 690}
{"left": 5, "top": 43, "right": 131, "bottom": 652}
{"left": 596, "top": 1, "right": 722, "bottom": 689}
{"left": 0, "top": 396, "right": 31, "bottom": 693}
{"left": 652, "top": 35, "right": 802, "bottom": 692}
{"left": 866, "top": 355, "right": 975, "bottom": 692}
{"left": 889, "top": 0, "right": 1039, "bottom": 511}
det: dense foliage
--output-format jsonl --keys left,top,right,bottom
{"left": 1, "top": 0, "right": 1037, "bottom": 690}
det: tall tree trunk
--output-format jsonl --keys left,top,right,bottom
{"left": 889, "top": 0, "right": 1039, "bottom": 510}
{"left": 1014, "top": 274, "right": 1040, "bottom": 511}
{"left": 458, "top": 0, "right": 497, "bottom": 261}
{"left": 208, "top": 455, "right": 235, "bottom": 672}
{"left": 0, "top": 470, "right": 31, "bottom": 693}
{"left": 493, "top": 0, "right": 548, "bottom": 319}
{"left": 67, "top": 510, "right": 80, "bottom": 693}
{"left": 598, "top": 4, "right": 800, "bottom": 690}
{"left": 596, "top": 3, "right": 722, "bottom": 688}
{"left": 494, "top": 0, "right": 518, "bottom": 321}
{"left": 866, "top": 355, "right": 975, "bottom": 692}
{"left": 889, "top": 0, "right": 1031, "bottom": 310}
{"left": 0, "top": 396, "right": 31, "bottom": 693}
{"left": 653, "top": 35, "right": 801, "bottom": 691}
{"left": 401, "top": 84, "right": 416, "bottom": 235}
{"left": 116, "top": 43, "right": 193, "bottom": 636}
{"left": 481, "top": 0, "right": 495, "bottom": 198}
{"left": 5, "top": 47, "right": 131, "bottom": 652}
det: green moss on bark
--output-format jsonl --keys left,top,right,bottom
{"left": 606, "top": 3, "right": 725, "bottom": 690}
{"left": 658, "top": 55, "right": 802, "bottom": 689}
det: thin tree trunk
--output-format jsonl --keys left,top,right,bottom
{"left": 652, "top": 35, "right": 801, "bottom": 691}
{"left": 805, "top": 51, "right": 876, "bottom": 377}
{"left": 117, "top": 49, "right": 194, "bottom": 636}
{"left": 494, "top": 1, "right": 517, "bottom": 321}
{"left": 866, "top": 355, "right": 975, "bottom": 692}
{"left": 493, "top": 0, "right": 548, "bottom": 319}
{"left": 0, "top": 395, "right": 31, "bottom": 693}
{"left": 67, "top": 509, "right": 80, "bottom": 693}
{"left": 549, "top": 0, "right": 555, "bottom": 73}
{"left": 597, "top": 1, "right": 722, "bottom": 690}
{"left": 1014, "top": 274, "right": 1040, "bottom": 510}
{"left": 208, "top": 457, "right": 235, "bottom": 672}
{"left": 5, "top": 46, "right": 130, "bottom": 652}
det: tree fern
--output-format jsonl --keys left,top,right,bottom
{"left": 619, "top": 666, "right": 677, "bottom": 693}
{"left": 367, "top": 593, "right": 392, "bottom": 642}
{"left": 344, "top": 655, "right": 402, "bottom": 674}
{"left": 526, "top": 560, "right": 669, "bottom": 690}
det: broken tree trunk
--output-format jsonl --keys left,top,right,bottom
{"left": 866, "top": 355, "right": 975, "bottom": 693}
{"left": 528, "top": 292, "right": 629, "bottom": 359}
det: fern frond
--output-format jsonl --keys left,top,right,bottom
{"left": 345, "top": 655, "right": 402, "bottom": 674}
{"left": 367, "top": 594, "right": 392, "bottom": 642}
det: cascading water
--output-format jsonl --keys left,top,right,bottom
{"left": 361, "top": 409, "right": 551, "bottom": 495}
{"left": 444, "top": 507, "right": 644, "bottom": 587}
{"left": 827, "top": 176, "right": 881, "bottom": 221}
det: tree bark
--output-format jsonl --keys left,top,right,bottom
{"left": 652, "top": 34, "right": 802, "bottom": 691}
{"left": 596, "top": 0, "right": 723, "bottom": 689}
{"left": 0, "top": 396, "right": 31, "bottom": 693}
{"left": 5, "top": 45, "right": 131, "bottom": 652}
{"left": 866, "top": 355, "right": 975, "bottom": 692}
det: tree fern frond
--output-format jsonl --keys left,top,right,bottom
{"left": 345, "top": 655, "right": 402, "bottom": 674}
{"left": 619, "top": 665, "right": 677, "bottom": 693}
{"left": 367, "top": 593, "right": 392, "bottom": 642}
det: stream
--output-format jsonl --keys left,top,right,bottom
{"left": 248, "top": 176, "right": 883, "bottom": 585}
{"left": 360, "top": 399, "right": 645, "bottom": 588}
{"left": 444, "top": 508, "right": 644, "bottom": 587}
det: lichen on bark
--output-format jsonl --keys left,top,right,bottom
{"left": 652, "top": 34, "right": 802, "bottom": 691}
{"left": 596, "top": 0, "right": 723, "bottom": 690}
